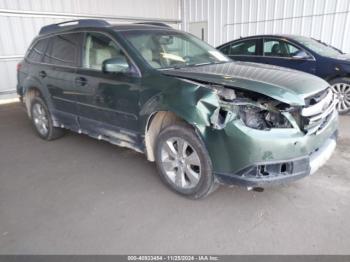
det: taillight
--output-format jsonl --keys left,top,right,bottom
{"left": 17, "top": 63, "right": 22, "bottom": 72}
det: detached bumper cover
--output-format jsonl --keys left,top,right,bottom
{"left": 215, "top": 131, "right": 337, "bottom": 187}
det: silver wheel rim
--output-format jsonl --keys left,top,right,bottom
{"left": 32, "top": 103, "right": 49, "bottom": 136}
{"left": 331, "top": 83, "right": 350, "bottom": 113}
{"left": 160, "top": 137, "right": 201, "bottom": 189}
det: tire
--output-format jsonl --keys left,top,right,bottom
{"left": 30, "top": 97, "right": 64, "bottom": 140}
{"left": 155, "top": 123, "right": 218, "bottom": 199}
{"left": 329, "top": 77, "right": 350, "bottom": 115}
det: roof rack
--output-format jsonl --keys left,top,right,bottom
{"left": 39, "top": 19, "right": 110, "bottom": 35}
{"left": 135, "top": 22, "right": 172, "bottom": 28}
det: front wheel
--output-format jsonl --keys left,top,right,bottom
{"left": 155, "top": 124, "right": 217, "bottom": 199}
{"left": 330, "top": 77, "right": 350, "bottom": 114}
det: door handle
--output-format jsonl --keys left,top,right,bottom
{"left": 39, "top": 71, "right": 47, "bottom": 78}
{"left": 75, "top": 77, "right": 88, "bottom": 86}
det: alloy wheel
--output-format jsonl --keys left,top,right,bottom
{"left": 160, "top": 137, "right": 201, "bottom": 189}
{"left": 32, "top": 103, "right": 49, "bottom": 136}
{"left": 331, "top": 83, "right": 350, "bottom": 113}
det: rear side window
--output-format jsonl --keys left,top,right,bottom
{"left": 27, "top": 39, "right": 49, "bottom": 62}
{"left": 43, "top": 33, "right": 82, "bottom": 67}
{"left": 227, "top": 39, "right": 257, "bottom": 56}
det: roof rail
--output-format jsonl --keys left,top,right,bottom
{"left": 39, "top": 19, "right": 110, "bottom": 35}
{"left": 135, "top": 22, "right": 172, "bottom": 28}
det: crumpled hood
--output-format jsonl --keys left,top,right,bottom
{"left": 162, "top": 61, "right": 329, "bottom": 106}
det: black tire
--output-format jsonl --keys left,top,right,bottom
{"left": 30, "top": 97, "right": 64, "bottom": 140}
{"left": 329, "top": 77, "right": 350, "bottom": 115}
{"left": 155, "top": 123, "right": 218, "bottom": 199}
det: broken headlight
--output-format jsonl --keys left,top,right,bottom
{"left": 239, "top": 105, "right": 292, "bottom": 130}
{"left": 209, "top": 86, "right": 294, "bottom": 130}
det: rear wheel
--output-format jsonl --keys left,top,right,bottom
{"left": 30, "top": 97, "right": 64, "bottom": 140}
{"left": 329, "top": 77, "right": 350, "bottom": 114}
{"left": 155, "top": 124, "right": 217, "bottom": 199}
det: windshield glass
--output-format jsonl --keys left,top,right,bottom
{"left": 293, "top": 36, "right": 342, "bottom": 57}
{"left": 122, "top": 30, "right": 230, "bottom": 69}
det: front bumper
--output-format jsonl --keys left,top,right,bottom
{"left": 201, "top": 108, "right": 338, "bottom": 187}
{"left": 214, "top": 132, "right": 337, "bottom": 187}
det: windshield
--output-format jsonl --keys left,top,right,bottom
{"left": 293, "top": 36, "right": 342, "bottom": 57}
{"left": 122, "top": 30, "right": 230, "bottom": 69}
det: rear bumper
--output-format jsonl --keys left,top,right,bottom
{"left": 214, "top": 131, "right": 337, "bottom": 187}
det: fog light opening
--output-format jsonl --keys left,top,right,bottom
{"left": 259, "top": 165, "right": 269, "bottom": 176}
{"left": 281, "top": 163, "right": 287, "bottom": 173}
{"left": 253, "top": 187, "right": 264, "bottom": 192}
{"left": 247, "top": 187, "right": 265, "bottom": 192}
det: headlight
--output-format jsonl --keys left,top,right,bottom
{"left": 239, "top": 105, "right": 292, "bottom": 130}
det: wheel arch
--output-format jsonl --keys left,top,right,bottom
{"left": 327, "top": 74, "right": 350, "bottom": 82}
{"left": 144, "top": 111, "right": 194, "bottom": 161}
{"left": 22, "top": 78, "right": 53, "bottom": 118}
{"left": 23, "top": 86, "right": 43, "bottom": 118}
{"left": 140, "top": 83, "right": 222, "bottom": 161}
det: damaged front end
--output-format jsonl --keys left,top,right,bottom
{"left": 209, "top": 84, "right": 297, "bottom": 131}
{"left": 187, "top": 82, "right": 338, "bottom": 188}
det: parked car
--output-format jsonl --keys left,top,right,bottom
{"left": 17, "top": 20, "right": 338, "bottom": 199}
{"left": 217, "top": 35, "right": 350, "bottom": 114}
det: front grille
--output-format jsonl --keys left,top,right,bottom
{"left": 305, "top": 88, "right": 329, "bottom": 106}
{"left": 301, "top": 88, "right": 337, "bottom": 135}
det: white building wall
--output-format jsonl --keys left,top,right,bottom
{"left": 0, "top": 0, "right": 181, "bottom": 97}
{"left": 2, "top": 0, "right": 349, "bottom": 98}
{"left": 183, "top": 0, "right": 350, "bottom": 52}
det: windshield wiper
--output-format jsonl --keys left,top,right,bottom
{"left": 159, "top": 61, "right": 229, "bottom": 70}
{"left": 191, "top": 62, "right": 213, "bottom": 66}
{"left": 190, "top": 61, "right": 229, "bottom": 67}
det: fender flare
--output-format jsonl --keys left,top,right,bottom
{"left": 22, "top": 76, "right": 54, "bottom": 109}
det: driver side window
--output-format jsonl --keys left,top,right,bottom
{"left": 83, "top": 32, "right": 128, "bottom": 70}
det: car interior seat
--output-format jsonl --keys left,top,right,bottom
{"left": 271, "top": 43, "right": 281, "bottom": 56}
{"left": 85, "top": 35, "right": 120, "bottom": 70}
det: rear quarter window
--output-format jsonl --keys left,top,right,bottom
{"left": 219, "top": 45, "right": 230, "bottom": 55}
{"left": 229, "top": 40, "right": 257, "bottom": 56}
{"left": 26, "top": 38, "right": 49, "bottom": 62}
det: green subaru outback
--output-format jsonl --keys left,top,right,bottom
{"left": 17, "top": 20, "right": 338, "bottom": 199}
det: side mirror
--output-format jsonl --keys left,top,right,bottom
{"left": 292, "top": 50, "right": 312, "bottom": 60}
{"left": 102, "top": 57, "right": 130, "bottom": 73}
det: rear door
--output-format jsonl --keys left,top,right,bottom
{"left": 19, "top": 38, "right": 50, "bottom": 97}
{"left": 43, "top": 32, "right": 83, "bottom": 128}
{"left": 261, "top": 38, "right": 316, "bottom": 74}
{"left": 219, "top": 38, "right": 261, "bottom": 63}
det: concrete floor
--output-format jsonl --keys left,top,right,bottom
{"left": 0, "top": 102, "right": 349, "bottom": 254}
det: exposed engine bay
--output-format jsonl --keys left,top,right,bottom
{"left": 208, "top": 84, "right": 295, "bottom": 130}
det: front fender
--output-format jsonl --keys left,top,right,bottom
{"left": 139, "top": 81, "right": 220, "bottom": 131}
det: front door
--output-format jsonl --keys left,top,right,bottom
{"left": 75, "top": 32, "right": 142, "bottom": 145}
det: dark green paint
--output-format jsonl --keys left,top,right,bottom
{"left": 18, "top": 24, "right": 338, "bottom": 178}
